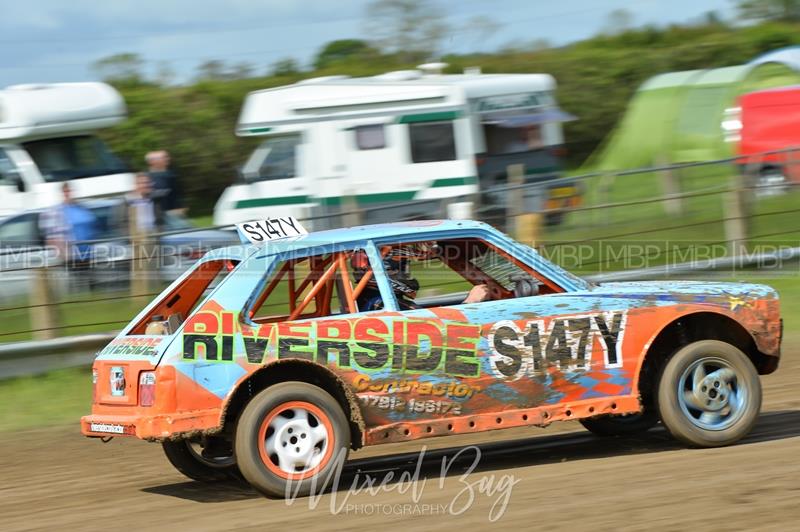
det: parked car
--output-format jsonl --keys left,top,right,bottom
{"left": 725, "top": 86, "right": 800, "bottom": 191}
{"left": 81, "top": 219, "right": 781, "bottom": 497}
{"left": 0, "top": 199, "right": 237, "bottom": 299}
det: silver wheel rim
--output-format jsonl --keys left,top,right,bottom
{"left": 186, "top": 440, "right": 236, "bottom": 469}
{"left": 677, "top": 356, "right": 748, "bottom": 431}
{"left": 264, "top": 407, "right": 329, "bottom": 475}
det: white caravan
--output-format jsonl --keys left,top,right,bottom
{"left": 214, "top": 66, "right": 577, "bottom": 228}
{"left": 0, "top": 82, "right": 133, "bottom": 217}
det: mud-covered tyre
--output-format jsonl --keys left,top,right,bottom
{"left": 235, "top": 382, "right": 350, "bottom": 498}
{"left": 657, "top": 340, "right": 761, "bottom": 447}
{"left": 162, "top": 437, "right": 239, "bottom": 482}
{"left": 580, "top": 410, "right": 659, "bottom": 437}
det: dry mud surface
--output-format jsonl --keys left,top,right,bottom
{"left": 2, "top": 347, "right": 799, "bottom": 531}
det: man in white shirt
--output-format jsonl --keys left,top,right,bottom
{"left": 127, "top": 173, "right": 161, "bottom": 234}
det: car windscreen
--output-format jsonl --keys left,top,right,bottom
{"left": 23, "top": 135, "right": 130, "bottom": 182}
{"left": 241, "top": 135, "right": 301, "bottom": 182}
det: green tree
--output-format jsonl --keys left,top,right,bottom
{"left": 270, "top": 58, "right": 301, "bottom": 76}
{"left": 91, "top": 53, "right": 145, "bottom": 84}
{"left": 314, "top": 39, "right": 376, "bottom": 69}
{"left": 602, "top": 8, "right": 635, "bottom": 35}
{"left": 735, "top": 0, "right": 800, "bottom": 21}
{"left": 364, "top": 0, "right": 448, "bottom": 62}
{"left": 196, "top": 60, "right": 228, "bottom": 81}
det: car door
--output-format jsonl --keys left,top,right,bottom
{"left": 0, "top": 212, "right": 48, "bottom": 299}
{"left": 367, "top": 234, "right": 630, "bottom": 426}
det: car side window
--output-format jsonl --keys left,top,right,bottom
{"left": 246, "top": 248, "right": 378, "bottom": 324}
{"left": 0, "top": 213, "right": 41, "bottom": 248}
{"left": 128, "top": 258, "right": 240, "bottom": 335}
{"left": 370, "top": 237, "right": 562, "bottom": 310}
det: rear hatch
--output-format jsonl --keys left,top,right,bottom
{"left": 93, "top": 335, "right": 173, "bottom": 406}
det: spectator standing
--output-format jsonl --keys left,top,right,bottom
{"left": 39, "top": 182, "right": 98, "bottom": 290}
{"left": 146, "top": 150, "right": 185, "bottom": 217}
{"left": 122, "top": 173, "right": 164, "bottom": 296}
{"left": 125, "top": 172, "right": 163, "bottom": 235}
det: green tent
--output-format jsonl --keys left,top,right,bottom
{"left": 588, "top": 62, "right": 800, "bottom": 171}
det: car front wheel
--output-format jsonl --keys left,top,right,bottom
{"left": 657, "top": 340, "right": 761, "bottom": 447}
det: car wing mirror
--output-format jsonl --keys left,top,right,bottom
{"left": 13, "top": 173, "right": 26, "bottom": 193}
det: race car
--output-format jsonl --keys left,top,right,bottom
{"left": 81, "top": 218, "right": 782, "bottom": 497}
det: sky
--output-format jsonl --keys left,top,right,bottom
{"left": 0, "top": 0, "right": 737, "bottom": 86}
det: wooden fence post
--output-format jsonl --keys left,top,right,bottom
{"left": 724, "top": 171, "right": 750, "bottom": 258}
{"left": 30, "top": 266, "right": 60, "bottom": 340}
{"left": 129, "top": 203, "right": 152, "bottom": 298}
{"left": 658, "top": 156, "right": 684, "bottom": 216}
{"left": 341, "top": 190, "right": 362, "bottom": 228}
{"left": 506, "top": 163, "right": 542, "bottom": 245}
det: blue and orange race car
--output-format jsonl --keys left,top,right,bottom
{"left": 82, "top": 219, "right": 782, "bottom": 497}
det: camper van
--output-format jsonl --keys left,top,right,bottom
{"left": 214, "top": 66, "right": 579, "bottom": 228}
{"left": 0, "top": 82, "right": 133, "bottom": 217}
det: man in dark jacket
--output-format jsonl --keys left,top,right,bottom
{"left": 146, "top": 150, "right": 185, "bottom": 216}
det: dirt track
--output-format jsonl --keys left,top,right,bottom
{"left": 2, "top": 346, "right": 799, "bottom": 532}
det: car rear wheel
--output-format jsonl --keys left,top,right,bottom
{"left": 580, "top": 409, "right": 659, "bottom": 437}
{"left": 755, "top": 166, "right": 787, "bottom": 196}
{"left": 162, "top": 437, "right": 239, "bottom": 482}
{"left": 234, "top": 382, "right": 350, "bottom": 498}
{"left": 657, "top": 340, "right": 761, "bottom": 447}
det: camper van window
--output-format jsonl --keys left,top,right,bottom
{"left": 243, "top": 135, "right": 301, "bottom": 182}
{"left": 22, "top": 135, "right": 128, "bottom": 182}
{"left": 354, "top": 125, "right": 386, "bottom": 150}
{"left": 484, "top": 124, "right": 544, "bottom": 154}
{"left": 409, "top": 122, "right": 456, "bottom": 163}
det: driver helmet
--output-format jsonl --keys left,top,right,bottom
{"left": 351, "top": 243, "right": 437, "bottom": 309}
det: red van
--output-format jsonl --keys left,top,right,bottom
{"left": 726, "top": 87, "right": 800, "bottom": 188}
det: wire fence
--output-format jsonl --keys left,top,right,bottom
{"left": 2, "top": 147, "right": 800, "bottom": 342}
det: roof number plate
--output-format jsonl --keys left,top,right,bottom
{"left": 236, "top": 217, "right": 308, "bottom": 244}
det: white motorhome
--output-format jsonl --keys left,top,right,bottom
{"left": 214, "top": 66, "right": 578, "bottom": 228}
{"left": 0, "top": 82, "right": 133, "bottom": 217}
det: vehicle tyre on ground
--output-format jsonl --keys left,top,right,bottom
{"left": 657, "top": 340, "right": 761, "bottom": 447}
{"left": 234, "top": 382, "right": 350, "bottom": 498}
{"left": 754, "top": 166, "right": 788, "bottom": 196}
{"left": 580, "top": 409, "right": 659, "bottom": 437}
{"left": 162, "top": 437, "right": 239, "bottom": 482}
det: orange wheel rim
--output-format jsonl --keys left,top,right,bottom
{"left": 257, "top": 401, "right": 335, "bottom": 480}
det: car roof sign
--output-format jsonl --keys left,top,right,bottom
{"left": 235, "top": 217, "right": 308, "bottom": 244}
